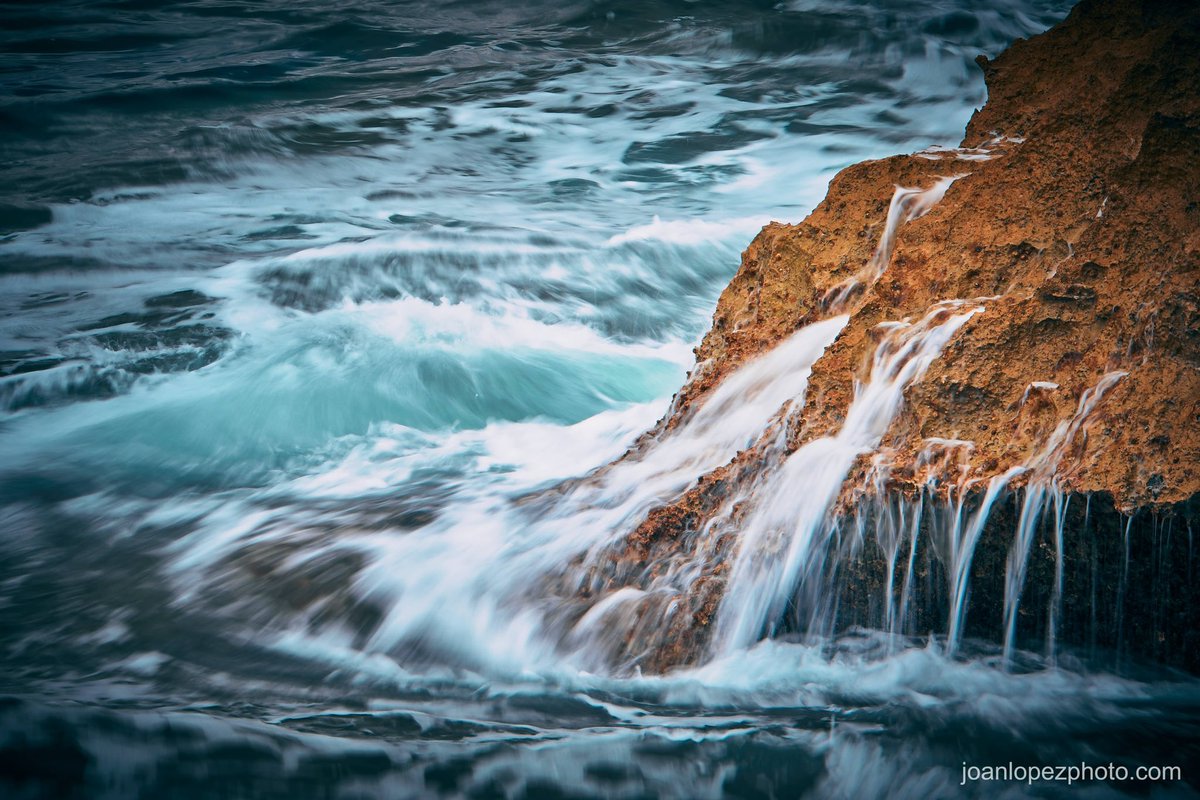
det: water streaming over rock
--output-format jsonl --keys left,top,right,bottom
{"left": 1, "top": 0, "right": 1198, "bottom": 797}
{"left": 823, "top": 173, "right": 963, "bottom": 309}
{"left": 712, "top": 302, "right": 983, "bottom": 653}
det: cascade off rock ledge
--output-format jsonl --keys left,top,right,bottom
{"left": 564, "top": 0, "right": 1200, "bottom": 673}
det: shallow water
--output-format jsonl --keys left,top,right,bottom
{"left": 3, "top": 0, "right": 1198, "bottom": 797}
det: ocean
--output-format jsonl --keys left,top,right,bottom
{"left": 3, "top": 1, "right": 1198, "bottom": 797}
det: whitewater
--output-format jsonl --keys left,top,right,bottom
{"left": 2, "top": 1, "right": 1197, "bottom": 797}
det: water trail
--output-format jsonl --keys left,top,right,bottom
{"left": 1047, "top": 490, "right": 1070, "bottom": 664}
{"left": 945, "top": 466, "right": 1025, "bottom": 655}
{"left": 897, "top": 437, "right": 973, "bottom": 645}
{"left": 823, "top": 175, "right": 962, "bottom": 309}
{"left": 1086, "top": 493, "right": 1099, "bottom": 657}
{"left": 713, "top": 301, "right": 983, "bottom": 654}
{"left": 857, "top": 455, "right": 904, "bottom": 639}
{"left": 1001, "top": 371, "right": 1126, "bottom": 664}
{"left": 867, "top": 178, "right": 962, "bottom": 281}
{"left": 1190, "top": 519, "right": 1195, "bottom": 580}
{"left": 860, "top": 474, "right": 926, "bottom": 645}
{"left": 895, "top": 493, "right": 924, "bottom": 640}
{"left": 880, "top": 497, "right": 903, "bottom": 638}
{"left": 1116, "top": 512, "right": 1135, "bottom": 667}
{"left": 640, "top": 314, "right": 853, "bottom": 484}
{"left": 564, "top": 313, "right": 853, "bottom": 559}
{"left": 556, "top": 315, "right": 850, "bottom": 667}
{"left": 1002, "top": 482, "right": 1053, "bottom": 661}
{"left": 344, "top": 315, "right": 850, "bottom": 668}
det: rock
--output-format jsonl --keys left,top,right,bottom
{"left": 570, "top": 0, "right": 1200, "bottom": 672}
{"left": 664, "top": 0, "right": 1200, "bottom": 510}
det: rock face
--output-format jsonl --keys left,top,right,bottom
{"left": 685, "top": 0, "right": 1200, "bottom": 508}
{"left": 568, "top": 0, "right": 1200, "bottom": 673}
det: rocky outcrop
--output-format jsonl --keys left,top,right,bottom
{"left": 686, "top": 0, "right": 1199, "bottom": 507}
{"left": 569, "top": 0, "right": 1200, "bottom": 672}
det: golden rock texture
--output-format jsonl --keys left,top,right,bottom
{"left": 678, "top": 0, "right": 1199, "bottom": 508}
{"left": 577, "top": 0, "right": 1200, "bottom": 671}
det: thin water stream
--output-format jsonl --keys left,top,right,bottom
{"left": 2, "top": 1, "right": 1197, "bottom": 797}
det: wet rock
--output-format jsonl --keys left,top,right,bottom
{"left": 673, "top": 0, "right": 1199, "bottom": 509}
{"left": 579, "top": 0, "right": 1200, "bottom": 671}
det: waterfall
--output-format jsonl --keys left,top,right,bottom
{"left": 1000, "top": 371, "right": 1126, "bottom": 664}
{"left": 823, "top": 176, "right": 962, "bottom": 310}
{"left": 350, "top": 313, "right": 852, "bottom": 669}
{"left": 712, "top": 301, "right": 983, "bottom": 654}
{"left": 584, "top": 304, "right": 1130, "bottom": 669}
{"left": 557, "top": 315, "right": 849, "bottom": 667}
{"left": 944, "top": 466, "right": 1025, "bottom": 655}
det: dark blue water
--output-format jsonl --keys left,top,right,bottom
{"left": 4, "top": 1, "right": 1199, "bottom": 798}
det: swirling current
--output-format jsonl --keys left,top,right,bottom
{"left": 2, "top": 1, "right": 1198, "bottom": 798}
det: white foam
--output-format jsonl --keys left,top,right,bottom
{"left": 606, "top": 215, "right": 767, "bottom": 246}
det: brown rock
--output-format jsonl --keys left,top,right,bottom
{"left": 569, "top": 0, "right": 1200, "bottom": 671}
{"left": 666, "top": 0, "right": 1200, "bottom": 509}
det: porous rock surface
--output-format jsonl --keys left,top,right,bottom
{"left": 579, "top": 0, "right": 1200, "bottom": 671}
{"left": 683, "top": 0, "right": 1199, "bottom": 508}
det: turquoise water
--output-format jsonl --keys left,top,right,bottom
{"left": 6, "top": 1, "right": 1199, "bottom": 798}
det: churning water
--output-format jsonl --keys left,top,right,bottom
{"left": 2, "top": 1, "right": 1198, "bottom": 797}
